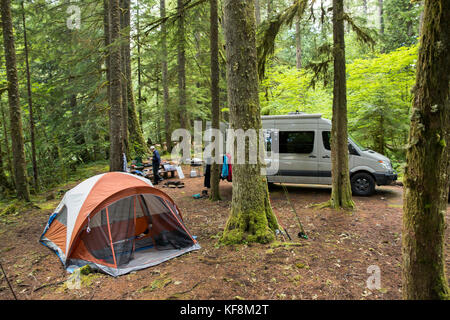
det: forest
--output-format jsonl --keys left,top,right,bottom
{"left": 0, "top": 0, "right": 449, "bottom": 302}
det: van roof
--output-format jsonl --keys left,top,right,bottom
{"left": 261, "top": 113, "right": 323, "bottom": 120}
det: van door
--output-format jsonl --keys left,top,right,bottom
{"left": 319, "top": 131, "right": 358, "bottom": 185}
{"left": 276, "top": 130, "right": 319, "bottom": 184}
{"left": 318, "top": 131, "right": 332, "bottom": 185}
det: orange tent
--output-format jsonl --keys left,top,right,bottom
{"left": 40, "top": 172, "right": 200, "bottom": 276}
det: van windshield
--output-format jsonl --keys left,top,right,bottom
{"left": 349, "top": 135, "right": 368, "bottom": 151}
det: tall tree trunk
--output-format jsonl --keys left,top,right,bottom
{"left": 328, "top": 0, "right": 354, "bottom": 210}
{"left": 255, "top": 0, "right": 261, "bottom": 26}
{"left": 295, "top": 16, "right": 302, "bottom": 70}
{"left": 136, "top": 4, "right": 143, "bottom": 128}
{"left": 123, "top": 0, "right": 147, "bottom": 156}
{"left": 0, "top": 103, "right": 13, "bottom": 187}
{"left": 378, "top": 0, "right": 384, "bottom": 35}
{"left": 120, "top": 0, "right": 129, "bottom": 155}
{"left": 402, "top": 0, "right": 450, "bottom": 300}
{"left": 0, "top": 105, "right": 11, "bottom": 191}
{"left": 21, "top": 1, "right": 38, "bottom": 192}
{"left": 267, "top": 0, "right": 273, "bottom": 19}
{"left": 160, "top": 0, "right": 171, "bottom": 152}
{"left": 155, "top": 75, "right": 162, "bottom": 145}
{"left": 221, "top": 0, "right": 279, "bottom": 244}
{"left": 209, "top": 0, "right": 221, "bottom": 201}
{"left": 177, "top": 0, "right": 189, "bottom": 130}
{"left": 1, "top": 0, "right": 30, "bottom": 201}
{"left": 108, "top": 0, "right": 124, "bottom": 171}
{"left": 104, "top": 0, "right": 111, "bottom": 107}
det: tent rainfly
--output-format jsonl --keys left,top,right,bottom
{"left": 40, "top": 172, "right": 200, "bottom": 276}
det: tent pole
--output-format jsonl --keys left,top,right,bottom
{"left": 105, "top": 208, "right": 118, "bottom": 268}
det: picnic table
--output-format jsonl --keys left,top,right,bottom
{"left": 142, "top": 161, "right": 177, "bottom": 180}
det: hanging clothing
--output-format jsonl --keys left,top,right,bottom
{"left": 221, "top": 154, "right": 229, "bottom": 180}
{"left": 226, "top": 154, "right": 232, "bottom": 182}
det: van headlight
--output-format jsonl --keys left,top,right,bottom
{"left": 377, "top": 160, "right": 391, "bottom": 170}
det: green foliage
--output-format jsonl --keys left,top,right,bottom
{"left": 382, "top": 0, "right": 422, "bottom": 52}
{"left": 0, "top": 0, "right": 423, "bottom": 197}
{"left": 258, "top": 44, "right": 417, "bottom": 170}
{"left": 259, "top": 64, "right": 332, "bottom": 118}
{"left": 347, "top": 45, "right": 418, "bottom": 164}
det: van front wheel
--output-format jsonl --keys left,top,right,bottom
{"left": 351, "top": 172, "right": 375, "bottom": 196}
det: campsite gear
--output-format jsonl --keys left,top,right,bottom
{"left": 270, "top": 206, "right": 292, "bottom": 241}
{"left": 39, "top": 172, "right": 200, "bottom": 277}
{"left": 193, "top": 192, "right": 208, "bottom": 199}
{"left": 0, "top": 260, "right": 17, "bottom": 300}
{"left": 163, "top": 181, "right": 184, "bottom": 188}
{"left": 280, "top": 183, "right": 308, "bottom": 239}
{"left": 275, "top": 229, "right": 287, "bottom": 242}
{"left": 176, "top": 166, "right": 185, "bottom": 179}
{"left": 131, "top": 170, "right": 145, "bottom": 177}
{"left": 188, "top": 158, "right": 203, "bottom": 178}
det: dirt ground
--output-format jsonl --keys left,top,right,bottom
{"left": 0, "top": 167, "right": 449, "bottom": 300}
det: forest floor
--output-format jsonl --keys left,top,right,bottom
{"left": 0, "top": 164, "right": 449, "bottom": 300}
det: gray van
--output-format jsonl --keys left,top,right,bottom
{"left": 262, "top": 112, "right": 397, "bottom": 196}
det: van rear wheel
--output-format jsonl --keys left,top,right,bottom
{"left": 351, "top": 172, "right": 375, "bottom": 196}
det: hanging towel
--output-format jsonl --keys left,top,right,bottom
{"left": 226, "top": 153, "right": 232, "bottom": 182}
{"left": 221, "top": 154, "right": 229, "bottom": 179}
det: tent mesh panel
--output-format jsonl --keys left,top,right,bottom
{"left": 81, "top": 194, "right": 194, "bottom": 268}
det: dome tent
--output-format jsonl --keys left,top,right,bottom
{"left": 40, "top": 172, "right": 200, "bottom": 277}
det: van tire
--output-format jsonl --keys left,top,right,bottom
{"left": 351, "top": 172, "right": 375, "bottom": 196}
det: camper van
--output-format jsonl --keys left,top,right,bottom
{"left": 261, "top": 112, "right": 397, "bottom": 196}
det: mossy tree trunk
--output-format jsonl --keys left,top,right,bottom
{"left": 328, "top": 0, "right": 354, "bottom": 210}
{"left": 108, "top": 0, "right": 124, "bottom": 171}
{"left": 402, "top": 0, "right": 450, "bottom": 300}
{"left": 0, "top": 103, "right": 13, "bottom": 187}
{"left": 221, "top": 0, "right": 278, "bottom": 245}
{"left": 136, "top": 4, "right": 143, "bottom": 128}
{"left": 209, "top": 0, "right": 221, "bottom": 201}
{"left": 255, "top": 0, "right": 261, "bottom": 26}
{"left": 0, "top": 116, "right": 11, "bottom": 191}
{"left": 1, "top": 0, "right": 30, "bottom": 201}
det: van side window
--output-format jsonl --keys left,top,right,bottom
{"left": 279, "top": 131, "right": 315, "bottom": 154}
{"left": 264, "top": 130, "right": 272, "bottom": 152}
{"left": 322, "top": 131, "right": 331, "bottom": 151}
{"left": 322, "top": 131, "right": 360, "bottom": 156}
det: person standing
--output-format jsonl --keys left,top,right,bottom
{"left": 150, "top": 146, "right": 162, "bottom": 185}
